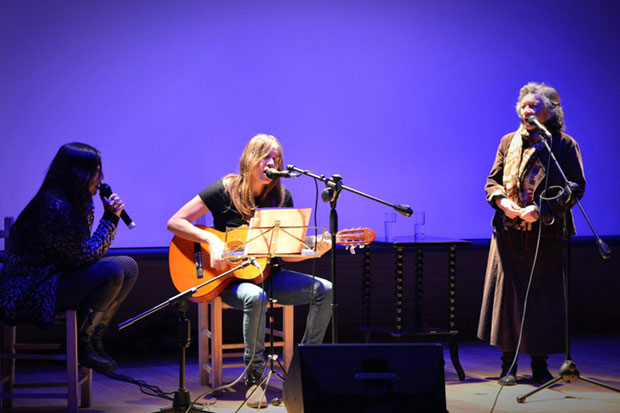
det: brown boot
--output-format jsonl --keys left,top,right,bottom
{"left": 245, "top": 369, "right": 267, "bottom": 409}
{"left": 78, "top": 310, "right": 116, "bottom": 372}
{"left": 531, "top": 355, "right": 553, "bottom": 384}
{"left": 91, "top": 302, "right": 121, "bottom": 371}
{"left": 498, "top": 351, "right": 517, "bottom": 386}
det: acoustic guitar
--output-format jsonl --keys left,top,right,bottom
{"left": 168, "top": 225, "right": 375, "bottom": 303}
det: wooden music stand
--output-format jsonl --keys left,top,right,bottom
{"left": 222, "top": 207, "right": 323, "bottom": 261}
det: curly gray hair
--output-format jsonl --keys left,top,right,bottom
{"left": 516, "top": 82, "right": 565, "bottom": 132}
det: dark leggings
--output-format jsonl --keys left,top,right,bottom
{"left": 56, "top": 255, "right": 138, "bottom": 315}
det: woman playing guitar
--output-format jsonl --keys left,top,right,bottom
{"left": 166, "top": 134, "right": 333, "bottom": 408}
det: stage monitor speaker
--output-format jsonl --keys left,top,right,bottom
{"left": 282, "top": 343, "right": 447, "bottom": 413}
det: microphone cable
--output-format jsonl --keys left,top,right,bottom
{"left": 101, "top": 370, "right": 175, "bottom": 401}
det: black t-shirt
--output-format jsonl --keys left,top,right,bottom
{"left": 198, "top": 179, "right": 293, "bottom": 232}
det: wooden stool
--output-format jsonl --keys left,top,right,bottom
{"left": 1, "top": 216, "right": 91, "bottom": 412}
{"left": 0, "top": 310, "right": 93, "bottom": 413}
{"left": 197, "top": 296, "right": 294, "bottom": 389}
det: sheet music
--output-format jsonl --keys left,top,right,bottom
{"left": 244, "top": 207, "right": 312, "bottom": 256}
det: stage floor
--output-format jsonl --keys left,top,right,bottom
{"left": 2, "top": 334, "right": 619, "bottom": 412}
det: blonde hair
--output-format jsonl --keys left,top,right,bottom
{"left": 225, "top": 134, "right": 286, "bottom": 221}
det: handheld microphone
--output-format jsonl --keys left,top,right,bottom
{"left": 527, "top": 116, "right": 552, "bottom": 139}
{"left": 265, "top": 168, "right": 299, "bottom": 178}
{"left": 99, "top": 183, "right": 136, "bottom": 229}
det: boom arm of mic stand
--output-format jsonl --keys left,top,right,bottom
{"left": 571, "top": 197, "right": 612, "bottom": 259}
{"left": 117, "top": 259, "right": 255, "bottom": 330}
{"left": 539, "top": 139, "right": 612, "bottom": 260}
{"left": 288, "top": 165, "right": 413, "bottom": 216}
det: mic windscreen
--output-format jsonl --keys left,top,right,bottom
{"left": 265, "top": 168, "right": 279, "bottom": 178}
{"left": 99, "top": 183, "right": 112, "bottom": 197}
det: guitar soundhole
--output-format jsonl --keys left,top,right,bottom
{"left": 224, "top": 241, "right": 245, "bottom": 264}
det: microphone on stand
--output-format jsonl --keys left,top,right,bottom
{"left": 248, "top": 257, "right": 263, "bottom": 273}
{"left": 321, "top": 187, "right": 336, "bottom": 203}
{"left": 527, "top": 115, "right": 552, "bottom": 139}
{"left": 99, "top": 183, "right": 136, "bottom": 229}
{"left": 265, "top": 168, "right": 299, "bottom": 178}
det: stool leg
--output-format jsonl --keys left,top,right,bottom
{"left": 211, "top": 298, "right": 224, "bottom": 389}
{"left": 66, "top": 310, "right": 79, "bottom": 413}
{"left": 80, "top": 366, "right": 93, "bottom": 407}
{"left": 282, "top": 306, "right": 294, "bottom": 372}
{"left": 1, "top": 324, "right": 16, "bottom": 408}
{"left": 198, "top": 302, "right": 210, "bottom": 386}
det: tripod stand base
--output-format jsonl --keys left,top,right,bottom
{"left": 517, "top": 359, "right": 620, "bottom": 403}
{"left": 153, "top": 389, "right": 212, "bottom": 412}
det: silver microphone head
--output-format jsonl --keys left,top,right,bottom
{"left": 249, "top": 257, "right": 262, "bottom": 272}
{"left": 527, "top": 115, "right": 552, "bottom": 139}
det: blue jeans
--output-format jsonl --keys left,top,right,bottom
{"left": 219, "top": 268, "right": 333, "bottom": 372}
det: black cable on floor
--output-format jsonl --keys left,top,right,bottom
{"left": 101, "top": 370, "right": 175, "bottom": 401}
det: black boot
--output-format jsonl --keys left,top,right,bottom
{"left": 498, "top": 351, "right": 518, "bottom": 385}
{"left": 531, "top": 355, "right": 553, "bottom": 384}
{"left": 78, "top": 310, "right": 116, "bottom": 372}
{"left": 90, "top": 302, "right": 121, "bottom": 371}
{"left": 245, "top": 369, "right": 267, "bottom": 409}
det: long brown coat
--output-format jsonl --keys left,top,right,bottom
{"left": 477, "top": 130, "right": 586, "bottom": 355}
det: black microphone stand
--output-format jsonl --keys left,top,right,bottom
{"left": 516, "top": 134, "right": 618, "bottom": 404}
{"left": 117, "top": 259, "right": 256, "bottom": 413}
{"left": 286, "top": 164, "right": 412, "bottom": 342}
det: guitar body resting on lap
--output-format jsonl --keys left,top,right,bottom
{"left": 168, "top": 225, "right": 375, "bottom": 302}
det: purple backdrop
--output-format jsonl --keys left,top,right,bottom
{"left": 2, "top": 0, "right": 619, "bottom": 248}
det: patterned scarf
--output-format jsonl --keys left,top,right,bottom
{"left": 502, "top": 124, "right": 546, "bottom": 229}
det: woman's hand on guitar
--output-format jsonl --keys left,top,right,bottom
{"left": 315, "top": 232, "right": 332, "bottom": 256}
{"left": 204, "top": 234, "right": 228, "bottom": 271}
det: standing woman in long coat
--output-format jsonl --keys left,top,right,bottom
{"left": 477, "top": 82, "right": 586, "bottom": 385}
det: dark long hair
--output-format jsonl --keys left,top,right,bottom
{"left": 10, "top": 142, "right": 102, "bottom": 244}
